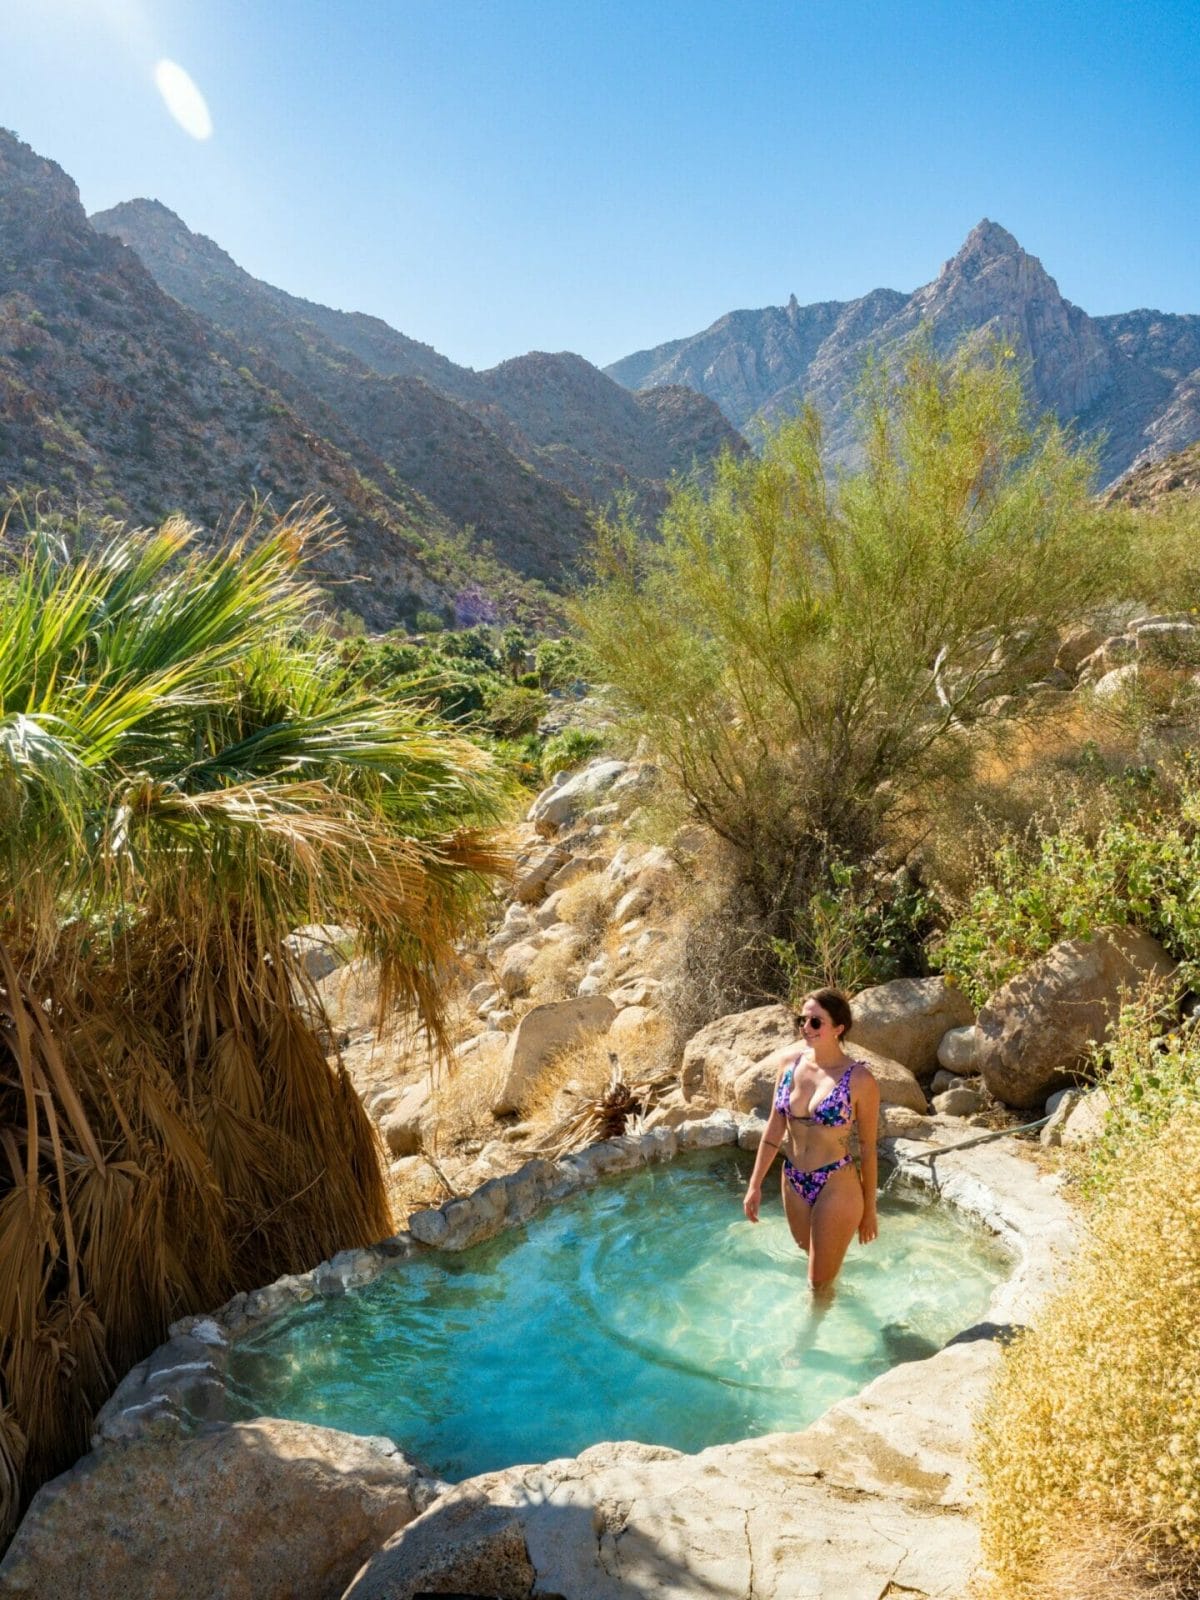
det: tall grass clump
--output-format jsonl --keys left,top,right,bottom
{"left": 976, "top": 1101, "right": 1200, "bottom": 1599}
{"left": 0, "top": 512, "right": 507, "bottom": 1534}
{"left": 577, "top": 343, "right": 1128, "bottom": 940}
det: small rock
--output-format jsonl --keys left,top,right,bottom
{"left": 1061, "top": 1088, "right": 1111, "bottom": 1147}
{"left": 497, "top": 939, "right": 541, "bottom": 998}
{"left": 937, "top": 1025, "right": 978, "bottom": 1073}
{"left": 466, "top": 979, "right": 498, "bottom": 1009}
{"left": 532, "top": 890, "right": 567, "bottom": 929}
{"left": 932, "top": 1086, "right": 985, "bottom": 1117}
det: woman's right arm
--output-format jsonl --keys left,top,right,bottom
{"left": 743, "top": 1070, "right": 787, "bottom": 1224}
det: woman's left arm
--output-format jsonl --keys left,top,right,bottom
{"left": 853, "top": 1065, "right": 881, "bottom": 1245}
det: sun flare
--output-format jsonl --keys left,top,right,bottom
{"left": 153, "top": 58, "right": 212, "bottom": 141}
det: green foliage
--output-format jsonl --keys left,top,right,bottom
{"left": 535, "top": 636, "right": 584, "bottom": 689}
{"left": 499, "top": 624, "right": 528, "bottom": 682}
{"left": 413, "top": 608, "right": 445, "bottom": 633}
{"left": 771, "top": 861, "right": 940, "bottom": 995}
{"left": 540, "top": 727, "right": 606, "bottom": 783}
{"left": 577, "top": 342, "right": 1128, "bottom": 935}
{"left": 937, "top": 782, "right": 1200, "bottom": 1006}
{"left": 1080, "top": 994, "right": 1200, "bottom": 1202}
{"left": 482, "top": 682, "right": 547, "bottom": 738}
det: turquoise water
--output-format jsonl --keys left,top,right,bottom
{"left": 227, "top": 1150, "right": 1010, "bottom": 1479}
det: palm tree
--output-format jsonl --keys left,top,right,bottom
{"left": 0, "top": 510, "right": 508, "bottom": 1534}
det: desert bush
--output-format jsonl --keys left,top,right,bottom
{"left": 1079, "top": 993, "right": 1200, "bottom": 1203}
{"left": 937, "top": 777, "right": 1200, "bottom": 1006}
{"left": 555, "top": 870, "right": 612, "bottom": 945}
{"left": 577, "top": 343, "right": 1128, "bottom": 939}
{"left": 481, "top": 682, "right": 547, "bottom": 738}
{"left": 771, "top": 859, "right": 939, "bottom": 995}
{"left": 976, "top": 1105, "right": 1200, "bottom": 1599}
{"left": 540, "top": 727, "right": 606, "bottom": 782}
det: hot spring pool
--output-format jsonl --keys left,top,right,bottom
{"left": 227, "top": 1149, "right": 1012, "bottom": 1478}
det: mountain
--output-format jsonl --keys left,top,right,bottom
{"left": 607, "top": 221, "right": 1200, "bottom": 485}
{"left": 89, "top": 197, "right": 746, "bottom": 547}
{"left": 0, "top": 130, "right": 499, "bottom": 629}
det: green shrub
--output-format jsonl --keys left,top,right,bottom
{"left": 1081, "top": 994, "right": 1200, "bottom": 1202}
{"left": 772, "top": 861, "right": 940, "bottom": 995}
{"left": 540, "top": 727, "right": 605, "bottom": 782}
{"left": 481, "top": 683, "right": 546, "bottom": 739}
{"left": 937, "top": 785, "right": 1200, "bottom": 1006}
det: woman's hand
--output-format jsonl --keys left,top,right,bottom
{"left": 743, "top": 1184, "right": 762, "bottom": 1224}
{"left": 858, "top": 1208, "right": 878, "bottom": 1246}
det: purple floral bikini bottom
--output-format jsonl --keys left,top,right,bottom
{"left": 782, "top": 1154, "right": 854, "bottom": 1206}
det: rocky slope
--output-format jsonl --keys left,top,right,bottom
{"left": 1102, "top": 437, "right": 1200, "bottom": 509}
{"left": 90, "top": 197, "right": 747, "bottom": 540}
{"left": 0, "top": 133, "right": 499, "bottom": 628}
{"left": 609, "top": 220, "right": 1200, "bottom": 485}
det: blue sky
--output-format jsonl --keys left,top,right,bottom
{"left": 5, "top": 1, "right": 1197, "bottom": 370}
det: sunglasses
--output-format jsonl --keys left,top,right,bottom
{"left": 797, "top": 1015, "right": 824, "bottom": 1030}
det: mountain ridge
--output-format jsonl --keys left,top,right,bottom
{"left": 607, "top": 220, "right": 1200, "bottom": 483}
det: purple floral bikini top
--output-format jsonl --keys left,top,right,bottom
{"left": 775, "top": 1061, "right": 855, "bottom": 1127}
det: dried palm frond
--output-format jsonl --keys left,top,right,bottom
{"left": 545, "top": 1054, "right": 670, "bottom": 1158}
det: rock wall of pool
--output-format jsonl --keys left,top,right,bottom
{"left": 2, "top": 1113, "right": 1079, "bottom": 1600}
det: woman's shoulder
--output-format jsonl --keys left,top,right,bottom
{"left": 847, "top": 1058, "right": 881, "bottom": 1092}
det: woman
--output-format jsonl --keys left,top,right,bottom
{"left": 742, "top": 988, "right": 879, "bottom": 1298}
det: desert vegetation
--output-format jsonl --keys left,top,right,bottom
{"left": 976, "top": 1034, "right": 1200, "bottom": 1599}
{"left": 0, "top": 511, "right": 508, "bottom": 1533}
{"left": 576, "top": 344, "right": 1131, "bottom": 985}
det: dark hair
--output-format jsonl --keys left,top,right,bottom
{"left": 794, "top": 987, "right": 853, "bottom": 1038}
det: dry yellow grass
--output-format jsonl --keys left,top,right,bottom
{"left": 976, "top": 1106, "right": 1200, "bottom": 1600}
{"left": 423, "top": 1036, "right": 509, "bottom": 1155}
{"left": 519, "top": 1015, "right": 675, "bottom": 1130}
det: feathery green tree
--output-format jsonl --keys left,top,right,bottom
{"left": 577, "top": 345, "right": 1128, "bottom": 927}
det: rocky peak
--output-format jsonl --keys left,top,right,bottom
{"left": 950, "top": 218, "right": 1023, "bottom": 272}
{"left": 0, "top": 128, "right": 98, "bottom": 266}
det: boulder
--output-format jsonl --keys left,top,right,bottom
{"left": 607, "top": 1005, "right": 661, "bottom": 1041}
{"left": 511, "top": 841, "right": 572, "bottom": 904}
{"left": 496, "top": 939, "right": 541, "bottom": 998}
{"left": 315, "top": 956, "right": 384, "bottom": 1037}
{"left": 379, "top": 1078, "right": 431, "bottom": 1157}
{"left": 1135, "top": 619, "right": 1200, "bottom": 666}
{"left": 527, "top": 759, "right": 628, "bottom": 835}
{"left": 849, "top": 978, "right": 975, "bottom": 1078}
{"left": 0, "top": 1420, "right": 426, "bottom": 1600}
{"left": 976, "top": 928, "right": 1176, "bottom": 1108}
{"left": 680, "top": 1003, "right": 794, "bottom": 1106}
{"left": 1054, "top": 624, "right": 1104, "bottom": 677}
{"left": 532, "top": 889, "right": 567, "bottom": 929}
{"left": 491, "top": 997, "right": 617, "bottom": 1115}
{"left": 1093, "top": 663, "right": 1139, "bottom": 698}
{"left": 937, "top": 1024, "right": 978, "bottom": 1073}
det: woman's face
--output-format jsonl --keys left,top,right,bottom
{"left": 797, "top": 999, "right": 841, "bottom": 1043}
